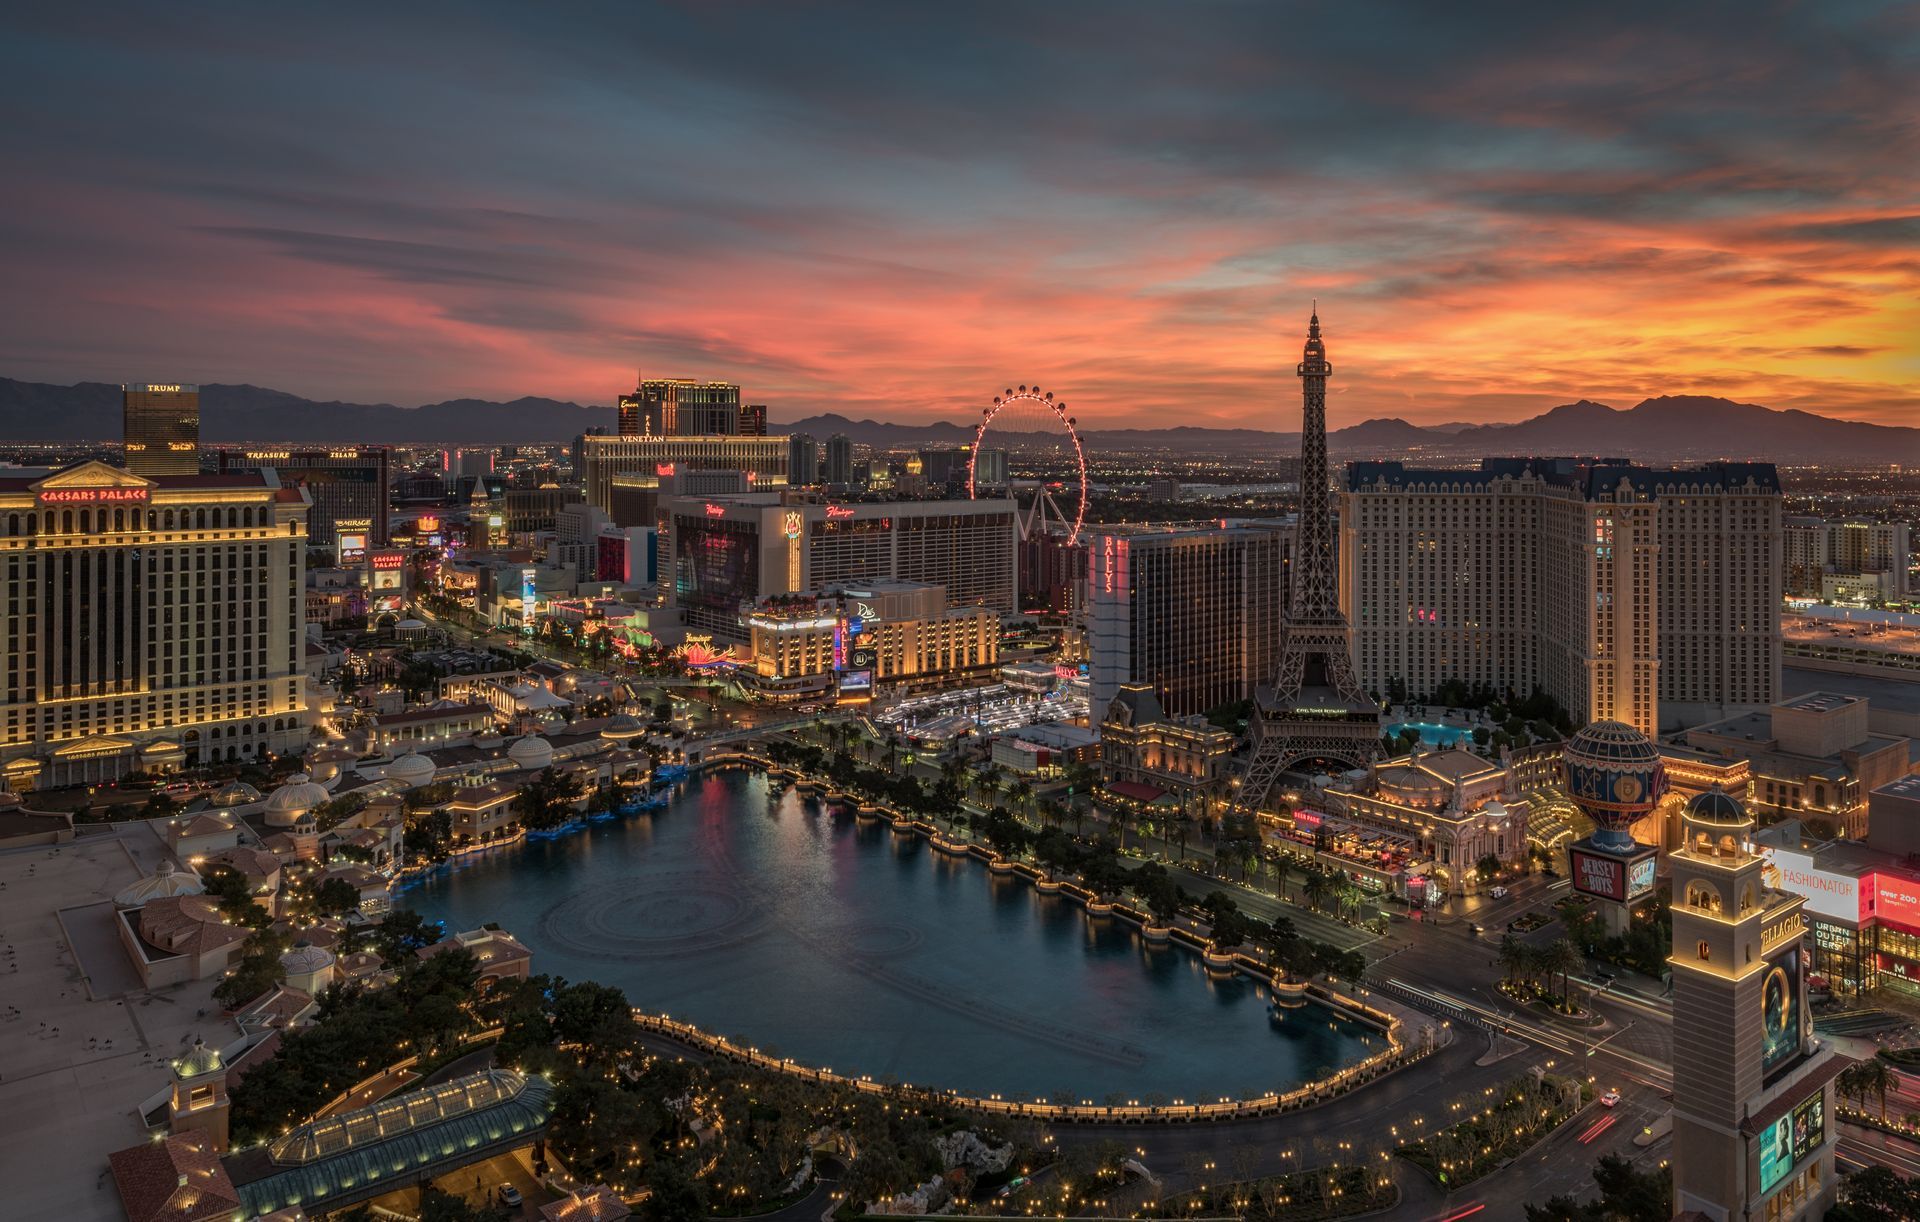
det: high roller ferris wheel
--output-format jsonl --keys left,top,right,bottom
{"left": 965, "top": 384, "right": 1088, "bottom": 545}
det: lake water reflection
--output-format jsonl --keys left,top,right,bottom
{"left": 402, "top": 770, "right": 1376, "bottom": 1104}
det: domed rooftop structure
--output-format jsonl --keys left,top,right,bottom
{"left": 507, "top": 733, "right": 553, "bottom": 772}
{"left": 114, "top": 863, "right": 206, "bottom": 908}
{"left": 1562, "top": 721, "right": 1668, "bottom": 847}
{"left": 173, "top": 1037, "right": 223, "bottom": 1081}
{"left": 264, "top": 772, "right": 331, "bottom": 828}
{"left": 279, "top": 941, "right": 336, "bottom": 977}
{"left": 1685, "top": 786, "right": 1750, "bottom": 826}
{"left": 600, "top": 713, "right": 645, "bottom": 741}
{"left": 1565, "top": 720, "right": 1663, "bottom": 765}
{"left": 209, "top": 780, "right": 261, "bottom": 808}
{"left": 385, "top": 752, "right": 436, "bottom": 788}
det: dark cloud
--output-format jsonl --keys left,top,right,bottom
{"left": 0, "top": 1, "right": 1913, "bottom": 422}
{"left": 1771, "top": 216, "right": 1920, "bottom": 247}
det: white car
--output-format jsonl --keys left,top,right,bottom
{"left": 1489, "top": 886, "right": 1509, "bottom": 899}
{"left": 1599, "top": 1089, "right": 1621, "bottom": 1108}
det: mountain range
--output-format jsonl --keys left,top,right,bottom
{"left": 1, "top": 377, "right": 1913, "bottom": 463}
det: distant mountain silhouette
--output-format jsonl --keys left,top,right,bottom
{"left": 0, "top": 378, "right": 603, "bottom": 444}
{"left": 0, "top": 377, "right": 1912, "bottom": 461}
{"left": 1438, "top": 396, "right": 1920, "bottom": 463}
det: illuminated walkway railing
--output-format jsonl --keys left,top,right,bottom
{"left": 629, "top": 1006, "right": 1418, "bottom": 1124}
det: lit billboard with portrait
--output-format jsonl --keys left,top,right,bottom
{"left": 1760, "top": 945, "right": 1804, "bottom": 1079}
{"left": 1758, "top": 1091, "right": 1825, "bottom": 1195}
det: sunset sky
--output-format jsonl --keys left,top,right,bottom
{"left": 3, "top": 2, "right": 1915, "bottom": 429}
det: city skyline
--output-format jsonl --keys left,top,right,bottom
{"left": 4, "top": 3, "right": 1916, "bottom": 429}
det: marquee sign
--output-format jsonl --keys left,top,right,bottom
{"left": 1571, "top": 847, "right": 1628, "bottom": 902}
{"left": 39, "top": 487, "right": 149, "bottom": 504}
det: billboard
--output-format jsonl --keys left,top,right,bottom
{"left": 1760, "top": 945, "right": 1805, "bottom": 1079}
{"left": 1758, "top": 1090, "right": 1826, "bottom": 1195}
{"left": 1869, "top": 871, "right": 1920, "bottom": 928}
{"left": 1627, "top": 855, "right": 1657, "bottom": 899}
{"left": 837, "top": 670, "right": 874, "bottom": 701}
{"left": 1571, "top": 846, "right": 1627, "bottom": 902}
{"left": 1763, "top": 848, "right": 1863, "bottom": 924}
{"left": 338, "top": 531, "right": 368, "bottom": 562}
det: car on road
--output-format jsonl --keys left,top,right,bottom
{"left": 1489, "top": 886, "right": 1509, "bottom": 899}
{"left": 497, "top": 1185, "right": 524, "bottom": 1207}
{"left": 1599, "top": 1089, "right": 1621, "bottom": 1108}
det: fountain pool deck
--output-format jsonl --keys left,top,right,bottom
{"left": 402, "top": 770, "right": 1390, "bottom": 1105}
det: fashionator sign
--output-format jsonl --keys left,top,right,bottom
{"left": 1764, "top": 848, "right": 1863, "bottom": 923}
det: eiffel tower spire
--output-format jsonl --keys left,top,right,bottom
{"left": 1232, "top": 308, "right": 1380, "bottom": 815}
{"left": 1293, "top": 305, "right": 1337, "bottom": 623}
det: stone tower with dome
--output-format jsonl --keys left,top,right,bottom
{"left": 1670, "top": 785, "right": 1844, "bottom": 1220}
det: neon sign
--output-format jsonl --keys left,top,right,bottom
{"left": 783, "top": 511, "right": 803, "bottom": 540}
{"left": 705, "top": 503, "right": 727, "bottom": 517}
{"left": 369, "top": 553, "right": 405, "bottom": 571}
{"left": 39, "top": 487, "right": 149, "bottom": 504}
{"left": 656, "top": 463, "right": 676, "bottom": 476}
{"left": 826, "top": 505, "right": 855, "bottom": 519}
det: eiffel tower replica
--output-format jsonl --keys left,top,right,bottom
{"left": 1236, "top": 309, "right": 1381, "bottom": 815}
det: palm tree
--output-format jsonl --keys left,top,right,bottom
{"left": 1335, "top": 883, "right": 1365, "bottom": 924}
{"left": 1544, "top": 938, "right": 1585, "bottom": 1009}
{"left": 1864, "top": 1058, "right": 1895, "bottom": 1120}
{"left": 1302, "top": 869, "right": 1332, "bottom": 912}
{"left": 1270, "top": 852, "right": 1295, "bottom": 903}
{"left": 1169, "top": 811, "right": 1192, "bottom": 862}
{"left": 1009, "top": 778, "right": 1035, "bottom": 823}
{"left": 1839, "top": 1063, "right": 1873, "bottom": 1114}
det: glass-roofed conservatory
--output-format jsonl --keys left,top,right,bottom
{"left": 230, "top": 1068, "right": 555, "bottom": 1217}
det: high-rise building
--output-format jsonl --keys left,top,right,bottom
{"left": 918, "top": 448, "right": 972, "bottom": 489}
{"left": 577, "top": 434, "right": 789, "bottom": 516}
{"left": 1341, "top": 457, "right": 1783, "bottom": 733}
{"left": 743, "top": 581, "right": 1000, "bottom": 700}
{"left": 1084, "top": 522, "right": 1289, "bottom": 724}
{"left": 0, "top": 460, "right": 311, "bottom": 787}
{"left": 666, "top": 495, "right": 1018, "bottom": 638}
{"left": 498, "top": 485, "right": 583, "bottom": 534}
{"left": 1784, "top": 515, "right": 1910, "bottom": 597}
{"left": 1670, "top": 787, "right": 1842, "bottom": 1220}
{"left": 121, "top": 383, "right": 200, "bottom": 475}
{"left": 740, "top": 404, "right": 768, "bottom": 436}
{"left": 824, "top": 434, "right": 854, "bottom": 488}
{"left": 617, "top": 378, "right": 743, "bottom": 436}
{"left": 215, "top": 446, "right": 391, "bottom": 549}
{"left": 788, "top": 434, "right": 820, "bottom": 487}
{"left": 1237, "top": 310, "right": 1381, "bottom": 815}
